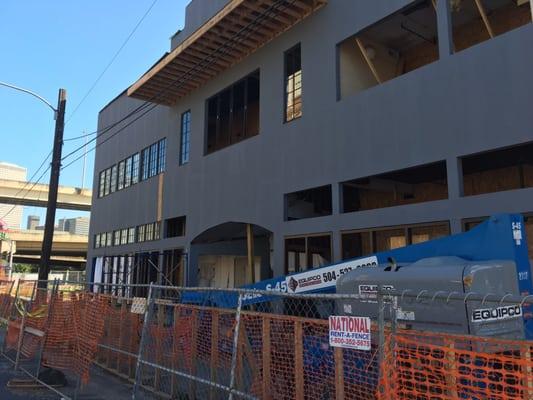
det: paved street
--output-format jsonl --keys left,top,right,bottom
{"left": 0, "top": 356, "right": 58, "bottom": 400}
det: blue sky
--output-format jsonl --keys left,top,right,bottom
{"left": 0, "top": 0, "right": 186, "bottom": 226}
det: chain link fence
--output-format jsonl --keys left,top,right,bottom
{"left": 0, "top": 279, "right": 532, "bottom": 399}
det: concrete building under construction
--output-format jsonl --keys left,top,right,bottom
{"left": 87, "top": 0, "right": 533, "bottom": 289}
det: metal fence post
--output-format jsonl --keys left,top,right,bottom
{"left": 377, "top": 285, "right": 385, "bottom": 374}
{"left": 386, "top": 294, "right": 398, "bottom": 398}
{"left": 132, "top": 283, "right": 154, "bottom": 399}
{"left": 35, "top": 279, "right": 59, "bottom": 381}
{"left": 1, "top": 279, "right": 18, "bottom": 355}
{"left": 228, "top": 293, "right": 243, "bottom": 400}
{"left": 14, "top": 281, "right": 37, "bottom": 370}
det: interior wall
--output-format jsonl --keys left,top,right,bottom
{"left": 463, "top": 165, "right": 533, "bottom": 196}
{"left": 338, "top": 38, "right": 379, "bottom": 98}
{"left": 188, "top": 236, "right": 271, "bottom": 286}
{"left": 198, "top": 255, "right": 260, "bottom": 288}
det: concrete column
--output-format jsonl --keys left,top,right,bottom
{"left": 437, "top": 0, "right": 454, "bottom": 57}
{"left": 446, "top": 157, "right": 464, "bottom": 199}
{"left": 272, "top": 232, "right": 285, "bottom": 277}
{"left": 331, "top": 231, "right": 341, "bottom": 263}
{"left": 449, "top": 218, "right": 463, "bottom": 235}
{"left": 187, "top": 245, "right": 198, "bottom": 286}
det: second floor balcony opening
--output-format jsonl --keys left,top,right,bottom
{"left": 451, "top": 0, "right": 532, "bottom": 53}
{"left": 337, "top": 0, "right": 439, "bottom": 100}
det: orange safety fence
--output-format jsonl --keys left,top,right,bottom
{"left": 42, "top": 291, "right": 108, "bottom": 384}
{"left": 380, "top": 330, "right": 533, "bottom": 400}
{"left": 0, "top": 280, "right": 15, "bottom": 319}
{"left": 135, "top": 302, "right": 381, "bottom": 399}
{"left": 4, "top": 282, "right": 47, "bottom": 356}
{"left": 4, "top": 283, "right": 533, "bottom": 400}
{"left": 138, "top": 303, "right": 239, "bottom": 397}
{"left": 96, "top": 295, "right": 142, "bottom": 379}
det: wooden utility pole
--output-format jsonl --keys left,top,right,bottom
{"left": 246, "top": 224, "right": 255, "bottom": 283}
{"left": 38, "top": 89, "right": 67, "bottom": 286}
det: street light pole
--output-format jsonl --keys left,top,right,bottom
{"left": 38, "top": 89, "right": 67, "bottom": 285}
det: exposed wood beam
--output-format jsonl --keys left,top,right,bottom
{"left": 246, "top": 224, "right": 255, "bottom": 283}
{"left": 355, "top": 37, "right": 382, "bottom": 84}
{"left": 128, "top": 0, "right": 328, "bottom": 103}
{"left": 474, "top": 0, "right": 495, "bottom": 38}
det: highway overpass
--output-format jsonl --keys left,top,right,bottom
{"left": 0, "top": 229, "right": 87, "bottom": 268}
{"left": 0, "top": 179, "right": 91, "bottom": 211}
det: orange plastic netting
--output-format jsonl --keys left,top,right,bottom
{"left": 42, "top": 291, "right": 108, "bottom": 383}
{"left": 380, "top": 330, "right": 533, "bottom": 400}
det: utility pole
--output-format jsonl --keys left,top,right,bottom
{"left": 8, "top": 240, "right": 14, "bottom": 281}
{"left": 38, "top": 89, "right": 67, "bottom": 285}
{"left": 81, "top": 130, "right": 88, "bottom": 188}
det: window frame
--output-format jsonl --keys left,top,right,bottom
{"left": 110, "top": 165, "right": 117, "bottom": 193}
{"left": 340, "top": 221, "right": 451, "bottom": 260}
{"left": 180, "top": 111, "right": 191, "bottom": 165}
{"left": 124, "top": 156, "right": 133, "bottom": 188}
{"left": 284, "top": 232, "right": 333, "bottom": 274}
{"left": 158, "top": 138, "right": 166, "bottom": 173}
{"left": 284, "top": 43, "right": 302, "bottom": 123}
{"left": 205, "top": 70, "right": 260, "bottom": 155}
{"left": 117, "top": 160, "right": 126, "bottom": 190}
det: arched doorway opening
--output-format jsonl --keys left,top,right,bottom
{"left": 189, "top": 222, "right": 272, "bottom": 288}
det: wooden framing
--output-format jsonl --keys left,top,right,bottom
{"left": 334, "top": 347, "right": 345, "bottom": 399}
{"left": 261, "top": 316, "right": 272, "bottom": 399}
{"left": 294, "top": 320, "right": 304, "bottom": 400}
{"left": 355, "top": 37, "right": 382, "bottom": 84}
{"left": 127, "top": 0, "right": 328, "bottom": 105}
{"left": 473, "top": 0, "right": 495, "bottom": 38}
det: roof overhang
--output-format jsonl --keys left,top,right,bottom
{"left": 127, "top": 0, "right": 327, "bottom": 105}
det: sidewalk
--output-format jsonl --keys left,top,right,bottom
{"left": 0, "top": 356, "right": 58, "bottom": 400}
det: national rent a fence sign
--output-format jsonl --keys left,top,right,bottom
{"left": 329, "top": 316, "right": 371, "bottom": 351}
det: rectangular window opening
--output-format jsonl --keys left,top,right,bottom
{"left": 337, "top": 0, "right": 439, "bottom": 100}
{"left": 341, "top": 161, "right": 448, "bottom": 213}
{"left": 341, "top": 221, "right": 450, "bottom": 260}
{"left": 462, "top": 142, "right": 533, "bottom": 196}
{"left": 165, "top": 216, "right": 186, "bottom": 238}
{"left": 180, "top": 111, "right": 191, "bottom": 165}
{"left": 205, "top": 70, "right": 260, "bottom": 155}
{"left": 451, "top": 0, "right": 532, "bottom": 53}
{"left": 285, "top": 43, "right": 302, "bottom": 122}
{"left": 285, "top": 185, "right": 333, "bottom": 221}
{"left": 285, "top": 234, "right": 332, "bottom": 274}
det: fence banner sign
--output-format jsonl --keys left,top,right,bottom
{"left": 329, "top": 315, "right": 371, "bottom": 350}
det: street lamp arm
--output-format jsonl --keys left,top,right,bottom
{"left": 0, "top": 81, "right": 57, "bottom": 116}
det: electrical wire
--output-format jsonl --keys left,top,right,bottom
{"left": 64, "top": 0, "right": 160, "bottom": 127}
{"left": 60, "top": 0, "right": 295, "bottom": 166}
{"left": 63, "top": 131, "right": 98, "bottom": 142}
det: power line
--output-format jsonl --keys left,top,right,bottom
{"left": 64, "top": 0, "right": 159, "bottom": 127}
{"left": 61, "top": 0, "right": 294, "bottom": 167}
{"left": 64, "top": 130, "right": 98, "bottom": 142}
